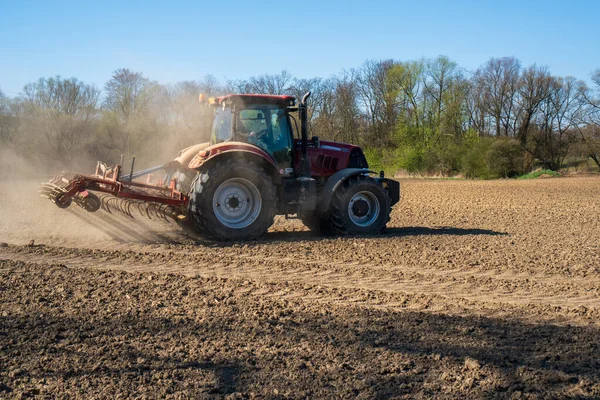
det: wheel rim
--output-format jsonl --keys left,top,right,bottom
{"left": 213, "top": 178, "right": 262, "bottom": 229}
{"left": 347, "top": 190, "right": 380, "bottom": 227}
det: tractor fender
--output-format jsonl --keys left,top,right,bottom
{"left": 174, "top": 142, "right": 210, "bottom": 172}
{"left": 318, "top": 168, "right": 375, "bottom": 214}
{"left": 192, "top": 149, "right": 282, "bottom": 185}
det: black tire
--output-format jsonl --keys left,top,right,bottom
{"left": 55, "top": 193, "right": 72, "bottom": 209}
{"left": 173, "top": 167, "right": 195, "bottom": 194}
{"left": 188, "top": 160, "right": 277, "bottom": 240}
{"left": 329, "top": 175, "right": 391, "bottom": 235}
{"left": 82, "top": 193, "right": 101, "bottom": 212}
{"left": 299, "top": 211, "right": 335, "bottom": 236}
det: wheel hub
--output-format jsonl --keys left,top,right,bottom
{"left": 226, "top": 194, "right": 242, "bottom": 211}
{"left": 351, "top": 199, "right": 369, "bottom": 217}
{"left": 213, "top": 178, "right": 262, "bottom": 229}
{"left": 348, "top": 191, "right": 380, "bottom": 227}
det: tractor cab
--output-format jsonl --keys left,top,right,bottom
{"left": 209, "top": 95, "right": 296, "bottom": 173}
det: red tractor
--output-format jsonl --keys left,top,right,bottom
{"left": 41, "top": 92, "right": 400, "bottom": 241}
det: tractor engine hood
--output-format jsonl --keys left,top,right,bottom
{"left": 300, "top": 139, "right": 369, "bottom": 176}
{"left": 314, "top": 140, "right": 360, "bottom": 153}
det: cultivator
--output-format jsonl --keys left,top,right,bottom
{"left": 40, "top": 160, "right": 189, "bottom": 221}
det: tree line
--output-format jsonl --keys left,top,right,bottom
{"left": 1, "top": 56, "right": 599, "bottom": 177}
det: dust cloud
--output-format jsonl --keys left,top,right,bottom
{"left": 0, "top": 148, "right": 196, "bottom": 247}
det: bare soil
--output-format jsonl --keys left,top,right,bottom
{"left": 1, "top": 176, "right": 599, "bottom": 398}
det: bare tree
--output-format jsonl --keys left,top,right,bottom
{"left": 441, "top": 75, "right": 470, "bottom": 143}
{"left": 333, "top": 74, "right": 362, "bottom": 144}
{"left": 199, "top": 74, "right": 223, "bottom": 97}
{"left": 104, "top": 68, "right": 155, "bottom": 122}
{"left": 531, "top": 76, "right": 584, "bottom": 170}
{"left": 0, "top": 89, "right": 7, "bottom": 113}
{"left": 101, "top": 69, "right": 165, "bottom": 159}
{"left": 515, "top": 65, "right": 552, "bottom": 145}
{"left": 168, "top": 76, "right": 224, "bottom": 144}
{"left": 580, "top": 69, "right": 600, "bottom": 115}
{"left": 231, "top": 70, "right": 293, "bottom": 95}
{"left": 423, "top": 56, "right": 459, "bottom": 130}
{"left": 170, "top": 80, "right": 203, "bottom": 126}
{"left": 289, "top": 77, "right": 326, "bottom": 122}
{"left": 574, "top": 124, "right": 600, "bottom": 169}
{"left": 473, "top": 57, "right": 521, "bottom": 136}
{"left": 21, "top": 77, "right": 100, "bottom": 164}
{"left": 0, "top": 89, "right": 21, "bottom": 144}
{"left": 577, "top": 70, "right": 600, "bottom": 169}
{"left": 357, "top": 59, "right": 398, "bottom": 146}
{"left": 465, "top": 78, "right": 487, "bottom": 135}
{"left": 388, "top": 60, "right": 424, "bottom": 132}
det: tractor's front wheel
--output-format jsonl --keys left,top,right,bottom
{"left": 188, "top": 160, "right": 277, "bottom": 240}
{"left": 330, "top": 175, "right": 391, "bottom": 235}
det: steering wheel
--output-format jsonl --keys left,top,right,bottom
{"left": 250, "top": 129, "right": 269, "bottom": 140}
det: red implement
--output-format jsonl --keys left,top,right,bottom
{"left": 40, "top": 161, "right": 188, "bottom": 220}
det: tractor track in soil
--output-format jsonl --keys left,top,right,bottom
{"left": 1, "top": 243, "right": 599, "bottom": 324}
{"left": 1, "top": 176, "right": 600, "bottom": 398}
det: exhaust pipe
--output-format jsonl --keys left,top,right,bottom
{"left": 299, "top": 91, "right": 311, "bottom": 178}
{"left": 297, "top": 91, "right": 317, "bottom": 211}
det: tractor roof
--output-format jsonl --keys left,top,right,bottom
{"left": 211, "top": 94, "right": 296, "bottom": 107}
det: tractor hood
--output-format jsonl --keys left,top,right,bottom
{"left": 296, "top": 139, "right": 369, "bottom": 176}
{"left": 315, "top": 140, "right": 360, "bottom": 153}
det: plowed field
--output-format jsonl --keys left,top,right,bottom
{"left": 1, "top": 176, "right": 599, "bottom": 398}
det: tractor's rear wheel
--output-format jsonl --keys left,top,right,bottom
{"left": 188, "top": 160, "right": 277, "bottom": 240}
{"left": 330, "top": 175, "right": 391, "bottom": 235}
{"left": 173, "top": 166, "right": 195, "bottom": 194}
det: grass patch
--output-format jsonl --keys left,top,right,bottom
{"left": 517, "top": 169, "right": 561, "bottom": 180}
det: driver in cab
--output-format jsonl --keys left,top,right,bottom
{"left": 236, "top": 110, "right": 272, "bottom": 151}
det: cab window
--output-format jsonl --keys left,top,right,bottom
{"left": 237, "top": 104, "right": 293, "bottom": 171}
{"left": 211, "top": 108, "right": 232, "bottom": 144}
{"left": 238, "top": 109, "right": 267, "bottom": 134}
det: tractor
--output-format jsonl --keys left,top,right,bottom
{"left": 41, "top": 92, "right": 400, "bottom": 241}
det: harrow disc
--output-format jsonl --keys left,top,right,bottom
{"left": 79, "top": 193, "right": 101, "bottom": 212}
{"left": 39, "top": 182, "right": 71, "bottom": 208}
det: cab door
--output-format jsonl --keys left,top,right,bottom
{"left": 237, "top": 105, "right": 293, "bottom": 174}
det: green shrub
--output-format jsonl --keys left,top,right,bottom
{"left": 399, "top": 146, "right": 425, "bottom": 173}
{"left": 363, "top": 146, "right": 404, "bottom": 176}
{"left": 517, "top": 169, "right": 561, "bottom": 179}
{"left": 460, "top": 137, "right": 494, "bottom": 179}
{"left": 485, "top": 138, "right": 526, "bottom": 178}
{"left": 366, "top": 135, "right": 529, "bottom": 179}
{"left": 423, "top": 142, "right": 462, "bottom": 175}
{"left": 363, "top": 147, "right": 383, "bottom": 170}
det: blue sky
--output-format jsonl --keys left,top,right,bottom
{"left": 1, "top": 0, "right": 599, "bottom": 96}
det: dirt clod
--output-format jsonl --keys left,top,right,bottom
{"left": 464, "top": 357, "right": 481, "bottom": 371}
